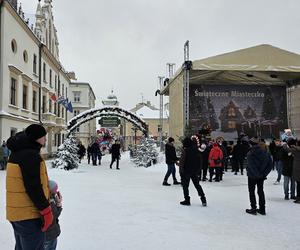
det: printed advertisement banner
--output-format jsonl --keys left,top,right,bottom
{"left": 189, "top": 84, "right": 287, "bottom": 141}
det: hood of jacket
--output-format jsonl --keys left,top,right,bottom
{"left": 7, "top": 132, "right": 42, "bottom": 153}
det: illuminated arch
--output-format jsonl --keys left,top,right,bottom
{"left": 67, "top": 107, "right": 148, "bottom": 137}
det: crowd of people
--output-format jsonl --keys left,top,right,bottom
{"left": 77, "top": 139, "right": 121, "bottom": 169}
{"left": 163, "top": 134, "right": 300, "bottom": 214}
{"left": 2, "top": 122, "right": 300, "bottom": 249}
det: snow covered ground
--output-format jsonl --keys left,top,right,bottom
{"left": 1, "top": 152, "right": 299, "bottom": 250}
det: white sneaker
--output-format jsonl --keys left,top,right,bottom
{"left": 274, "top": 181, "right": 280, "bottom": 185}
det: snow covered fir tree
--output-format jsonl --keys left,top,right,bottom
{"left": 52, "top": 134, "right": 80, "bottom": 170}
{"left": 131, "top": 137, "right": 159, "bottom": 167}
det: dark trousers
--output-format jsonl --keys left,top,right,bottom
{"left": 200, "top": 165, "right": 208, "bottom": 180}
{"left": 248, "top": 177, "right": 265, "bottom": 209}
{"left": 91, "top": 153, "right": 98, "bottom": 165}
{"left": 87, "top": 154, "right": 91, "bottom": 164}
{"left": 110, "top": 157, "right": 119, "bottom": 169}
{"left": 234, "top": 159, "right": 244, "bottom": 173}
{"left": 297, "top": 181, "right": 300, "bottom": 198}
{"left": 209, "top": 167, "right": 222, "bottom": 181}
{"left": 11, "top": 219, "right": 45, "bottom": 250}
{"left": 164, "top": 164, "right": 177, "bottom": 182}
{"left": 181, "top": 174, "right": 205, "bottom": 199}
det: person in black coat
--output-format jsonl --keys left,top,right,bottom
{"left": 178, "top": 137, "right": 207, "bottom": 206}
{"left": 245, "top": 137, "right": 272, "bottom": 215}
{"left": 162, "top": 137, "right": 180, "bottom": 186}
{"left": 90, "top": 142, "right": 100, "bottom": 166}
{"left": 110, "top": 140, "right": 121, "bottom": 170}
{"left": 77, "top": 141, "right": 86, "bottom": 163}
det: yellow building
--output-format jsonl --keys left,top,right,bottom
{"left": 123, "top": 101, "right": 169, "bottom": 148}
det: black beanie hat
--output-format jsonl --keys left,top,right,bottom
{"left": 25, "top": 124, "right": 47, "bottom": 141}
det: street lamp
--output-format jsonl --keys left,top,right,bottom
{"left": 155, "top": 76, "right": 164, "bottom": 151}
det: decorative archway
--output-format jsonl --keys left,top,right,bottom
{"left": 67, "top": 107, "right": 148, "bottom": 137}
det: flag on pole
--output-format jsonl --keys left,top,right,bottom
{"left": 66, "top": 101, "right": 73, "bottom": 113}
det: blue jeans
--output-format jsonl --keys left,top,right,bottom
{"left": 283, "top": 176, "right": 296, "bottom": 197}
{"left": 44, "top": 239, "right": 57, "bottom": 250}
{"left": 11, "top": 219, "right": 45, "bottom": 250}
{"left": 274, "top": 161, "right": 283, "bottom": 182}
{"left": 164, "top": 164, "right": 177, "bottom": 182}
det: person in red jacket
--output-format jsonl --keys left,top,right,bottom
{"left": 208, "top": 143, "right": 224, "bottom": 182}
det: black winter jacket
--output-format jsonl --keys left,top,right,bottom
{"left": 7, "top": 132, "right": 49, "bottom": 210}
{"left": 165, "top": 143, "right": 178, "bottom": 164}
{"left": 246, "top": 145, "right": 272, "bottom": 179}
{"left": 179, "top": 145, "right": 202, "bottom": 175}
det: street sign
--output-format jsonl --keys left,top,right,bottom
{"left": 99, "top": 117, "right": 120, "bottom": 127}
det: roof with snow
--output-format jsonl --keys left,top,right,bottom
{"left": 133, "top": 105, "right": 168, "bottom": 119}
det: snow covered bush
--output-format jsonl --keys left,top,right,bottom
{"left": 131, "top": 137, "right": 158, "bottom": 167}
{"left": 52, "top": 135, "right": 79, "bottom": 170}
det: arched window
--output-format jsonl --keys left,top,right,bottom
{"left": 23, "top": 50, "right": 28, "bottom": 63}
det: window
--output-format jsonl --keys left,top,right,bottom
{"left": 10, "top": 128, "right": 17, "bottom": 137}
{"left": 10, "top": 78, "right": 17, "bottom": 105}
{"left": 61, "top": 108, "right": 64, "bottom": 118}
{"left": 42, "top": 95, "right": 46, "bottom": 113}
{"left": 23, "top": 50, "right": 28, "bottom": 63}
{"left": 33, "top": 54, "right": 37, "bottom": 74}
{"left": 228, "top": 108, "right": 236, "bottom": 117}
{"left": 54, "top": 75, "right": 57, "bottom": 91}
{"left": 43, "top": 63, "right": 46, "bottom": 82}
{"left": 62, "top": 84, "right": 64, "bottom": 96}
{"left": 49, "top": 99, "right": 52, "bottom": 113}
{"left": 76, "top": 127, "right": 80, "bottom": 132}
{"left": 22, "top": 85, "right": 28, "bottom": 109}
{"left": 73, "top": 92, "right": 80, "bottom": 102}
{"left": 74, "top": 110, "right": 80, "bottom": 116}
{"left": 49, "top": 69, "right": 52, "bottom": 87}
{"left": 11, "top": 39, "right": 17, "bottom": 53}
{"left": 228, "top": 121, "right": 236, "bottom": 129}
{"left": 54, "top": 102, "right": 57, "bottom": 115}
{"left": 32, "top": 90, "right": 37, "bottom": 112}
{"left": 65, "top": 87, "right": 68, "bottom": 98}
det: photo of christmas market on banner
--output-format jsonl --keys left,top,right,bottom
{"left": 189, "top": 84, "right": 288, "bottom": 141}
{"left": 50, "top": 93, "right": 73, "bottom": 113}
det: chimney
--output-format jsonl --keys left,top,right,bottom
{"left": 66, "top": 71, "right": 77, "bottom": 81}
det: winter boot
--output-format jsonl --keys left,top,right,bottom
{"left": 180, "top": 197, "right": 191, "bottom": 206}
{"left": 245, "top": 208, "right": 257, "bottom": 215}
{"left": 294, "top": 197, "right": 300, "bottom": 204}
{"left": 173, "top": 180, "right": 181, "bottom": 185}
{"left": 200, "top": 196, "right": 207, "bottom": 207}
{"left": 256, "top": 208, "right": 266, "bottom": 215}
{"left": 162, "top": 181, "right": 171, "bottom": 186}
{"left": 284, "top": 195, "right": 289, "bottom": 200}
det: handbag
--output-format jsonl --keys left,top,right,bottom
{"left": 214, "top": 158, "right": 221, "bottom": 164}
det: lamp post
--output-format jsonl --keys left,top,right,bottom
{"left": 183, "top": 40, "right": 192, "bottom": 130}
{"left": 155, "top": 76, "right": 164, "bottom": 151}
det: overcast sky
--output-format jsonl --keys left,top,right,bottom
{"left": 21, "top": 0, "right": 300, "bottom": 110}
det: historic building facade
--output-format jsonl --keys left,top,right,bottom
{"left": 0, "top": 0, "right": 75, "bottom": 156}
{"left": 69, "top": 77, "right": 96, "bottom": 146}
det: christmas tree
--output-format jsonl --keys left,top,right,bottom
{"left": 52, "top": 134, "right": 80, "bottom": 170}
{"left": 131, "top": 137, "right": 158, "bottom": 167}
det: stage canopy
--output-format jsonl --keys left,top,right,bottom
{"left": 162, "top": 44, "right": 300, "bottom": 94}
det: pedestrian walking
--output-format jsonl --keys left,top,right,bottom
{"left": 178, "top": 137, "right": 207, "bottom": 206}
{"left": 110, "top": 140, "right": 121, "bottom": 170}
{"left": 162, "top": 137, "right": 180, "bottom": 186}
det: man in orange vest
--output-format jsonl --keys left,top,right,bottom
{"left": 6, "top": 124, "right": 53, "bottom": 249}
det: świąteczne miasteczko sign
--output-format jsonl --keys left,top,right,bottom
{"left": 189, "top": 84, "right": 288, "bottom": 141}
